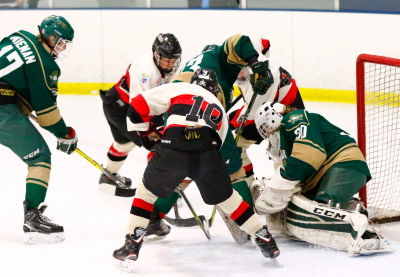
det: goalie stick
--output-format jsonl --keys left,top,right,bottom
{"left": 28, "top": 114, "right": 136, "bottom": 197}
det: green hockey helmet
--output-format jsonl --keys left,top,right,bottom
{"left": 38, "top": 15, "right": 74, "bottom": 58}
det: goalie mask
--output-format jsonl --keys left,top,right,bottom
{"left": 38, "top": 15, "right": 74, "bottom": 59}
{"left": 190, "top": 68, "right": 219, "bottom": 97}
{"left": 255, "top": 101, "right": 285, "bottom": 140}
{"left": 152, "top": 33, "right": 182, "bottom": 75}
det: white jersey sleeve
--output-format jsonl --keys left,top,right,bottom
{"left": 127, "top": 51, "right": 166, "bottom": 102}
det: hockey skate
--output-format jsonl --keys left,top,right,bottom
{"left": 255, "top": 226, "right": 282, "bottom": 265}
{"left": 113, "top": 227, "right": 146, "bottom": 273}
{"left": 145, "top": 216, "right": 171, "bottom": 242}
{"left": 23, "top": 201, "right": 65, "bottom": 244}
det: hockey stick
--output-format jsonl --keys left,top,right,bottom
{"left": 164, "top": 203, "right": 207, "bottom": 227}
{"left": 208, "top": 205, "right": 217, "bottom": 227}
{"left": 164, "top": 204, "right": 217, "bottom": 228}
{"left": 234, "top": 91, "right": 258, "bottom": 143}
{"left": 231, "top": 91, "right": 244, "bottom": 107}
{"left": 28, "top": 114, "right": 136, "bottom": 197}
{"left": 74, "top": 148, "right": 136, "bottom": 197}
{"left": 176, "top": 185, "right": 210, "bottom": 239}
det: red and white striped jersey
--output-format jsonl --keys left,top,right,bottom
{"left": 127, "top": 82, "right": 229, "bottom": 145}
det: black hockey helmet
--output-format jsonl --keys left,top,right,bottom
{"left": 190, "top": 68, "right": 219, "bottom": 97}
{"left": 152, "top": 33, "right": 182, "bottom": 75}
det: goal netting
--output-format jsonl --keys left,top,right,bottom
{"left": 357, "top": 54, "right": 400, "bottom": 223}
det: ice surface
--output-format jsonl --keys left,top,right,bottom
{"left": 0, "top": 96, "right": 399, "bottom": 276}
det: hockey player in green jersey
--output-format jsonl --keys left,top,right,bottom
{"left": 170, "top": 34, "right": 270, "bottom": 202}
{"left": 250, "top": 102, "right": 394, "bottom": 256}
{"left": 253, "top": 101, "right": 371, "bottom": 211}
{"left": 0, "top": 15, "right": 77, "bottom": 244}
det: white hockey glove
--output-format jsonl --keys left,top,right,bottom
{"left": 251, "top": 167, "right": 301, "bottom": 214}
{"left": 56, "top": 127, "right": 78, "bottom": 155}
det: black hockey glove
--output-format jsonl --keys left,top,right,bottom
{"left": 139, "top": 123, "right": 163, "bottom": 152}
{"left": 250, "top": 61, "right": 274, "bottom": 95}
{"left": 56, "top": 127, "right": 78, "bottom": 155}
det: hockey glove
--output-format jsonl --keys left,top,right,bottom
{"left": 139, "top": 123, "right": 163, "bottom": 152}
{"left": 251, "top": 167, "right": 301, "bottom": 214}
{"left": 56, "top": 127, "right": 78, "bottom": 155}
{"left": 250, "top": 61, "right": 274, "bottom": 95}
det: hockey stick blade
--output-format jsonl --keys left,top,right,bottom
{"left": 164, "top": 206, "right": 216, "bottom": 228}
{"left": 74, "top": 148, "right": 137, "bottom": 197}
{"left": 99, "top": 183, "right": 136, "bottom": 197}
{"left": 164, "top": 215, "right": 206, "bottom": 227}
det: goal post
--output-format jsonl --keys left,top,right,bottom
{"left": 357, "top": 54, "right": 400, "bottom": 223}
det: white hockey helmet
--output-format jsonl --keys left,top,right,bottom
{"left": 255, "top": 101, "right": 285, "bottom": 140}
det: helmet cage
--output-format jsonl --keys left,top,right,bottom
{"left": 255, "top": 101, "right": 285, "bottom": 140}
{"left": 153, "top": 52, "right": 181, "bottom": 75}
{"left": 52, "top": 38, "right": 73, "bottom": 59}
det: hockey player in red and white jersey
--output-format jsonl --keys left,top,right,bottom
{"left": 229, "top": 34, "right": 305, "bottom": 185}
{"left": 112, "top": 68, "right": 281, "bottom": 272}
{"left": 99, "top": 33, "right": 181, "bottom": 238}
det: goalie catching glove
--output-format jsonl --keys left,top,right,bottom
{"left": 56, "top": 127, "right": 78, "bottom": 155}
{"left": 250, "top": 60, "right": 274, "bottom": 95}
{"left": 250, "top": 167, "right": 301, "bottom": 214}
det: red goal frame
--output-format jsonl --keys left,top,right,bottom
{"left": 357, "top": 54, "right": 400, "bottom": 214}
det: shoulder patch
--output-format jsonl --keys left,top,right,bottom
{"left": 141, "top": 73, "right": 151, "bottom": 83}
{"left": 288, "top": 114, "right": 303, "bottom": 123}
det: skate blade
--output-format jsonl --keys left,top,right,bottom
{"left": 24, "top": 232, "right": 65, "bottom": 244}
{"left": 115, "top": 259, "right": 135, "bottom": 273}
{"left": 144, "top": 234, "right": 168, "bottom": 242}
{"left": 270, "top": 256, "right": 284, "bottom": 267}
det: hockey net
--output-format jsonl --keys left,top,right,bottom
{"left": 357, "top": 54, "right": 400, "bottom": 223}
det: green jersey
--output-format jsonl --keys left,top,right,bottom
{"left": 174, "top": 34, "right": 258, "bottom": 111}
{"left": 0, "top": 30, "right": 68, "bottom": 137}
{"left": 280, "top": 109, "right": 371, "bottom": 192}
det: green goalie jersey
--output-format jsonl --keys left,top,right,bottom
{"left": 0, "top": 30, "right": 68, "bottom": 137}
{"left": 173, "top": 34, "right": 259, "bottom": 111}
{"left": 280, "top": 109, "right": 371, "bottom": 192}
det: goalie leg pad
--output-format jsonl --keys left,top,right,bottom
{"left": 286, "top": 194, "right": 395, "bottom": 256}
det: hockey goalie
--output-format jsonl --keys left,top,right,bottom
{"left": 250, "top": 101, "right": 395, "bottom": 256}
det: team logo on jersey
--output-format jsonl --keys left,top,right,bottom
{"left": 141, "top": 73, "right": 151, "bottom": 83}
{"left": 49, "top": 71, "right": 59, "bottom": 85}
{"left": 288, "top": 114, "right": 303, "bottom": 123}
